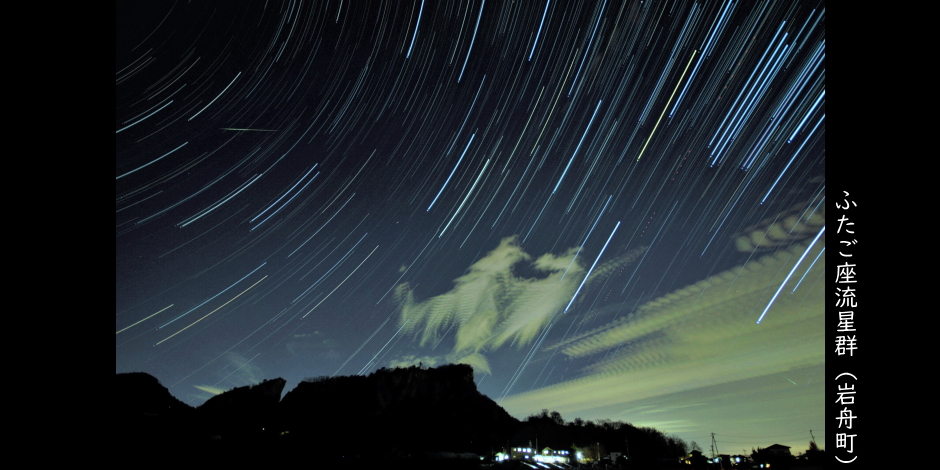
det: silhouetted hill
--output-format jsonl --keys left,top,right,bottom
{"left": 280, "top": 363, "right": 518, "bottom": 457}
{"left": 115, "top": 365, "right": 516, "bottom": 466}
{"left": 198, "top": 377, "right": 286, "bottom": 442}
{"left": 115, "top": 371, "right": 194, "bottom": 415}
{"left": 114, "top": 372, "right": 198, "bottom": 452}
{"left": 115, "top": 365, "right": 697, "bottom": 468}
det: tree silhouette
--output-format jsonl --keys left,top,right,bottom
{"left": 666, "top": 435, "right": 689, "bottom": 458}
{"left": 804, "top": 440, "right": 825, "bottom": 463}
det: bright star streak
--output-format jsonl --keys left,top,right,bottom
{"left": 251, "top": 165, "right": 318, "bottom": 223}
{"left": 428, "top": 133, "right": 475, "bottom": 211}
{"left": 562, "top": 195, "right": 611, "bottom": 280}
{"left": 439, "top": 158, "right": 490, "bottom": 237}
{"left": 116, "top": 142, "right": 188, "bottom": 180}
{"left": 636, "top": 49, "right": 698, "bottom": 162}
{"left": 116, "top": 304, "right": 174, "bottom": 334}
{"left": 528, "top": 0, "right": 550, "bottom": 61}
{"left": 565, "top": 221, "right": 620, "bottom": 312}
{"left": 159, "top": 262, "right": 267, "bottom": 328}
{"left": 251, "top": 171, "right": 320, "bottom": 231}
{"left": 188, "top": 72, "right": 241, "bottom": 121}
{"left": 116, "top": 100, "right": 174, "bottom": 134}
{"left": 787, "top": 89, "right": 825, "bottom": 143}
{"left": 406, "top": 0, "right": 425, "bottom": 58}
{"left": 155, "top": 275, "right": 268, "bottom": 346}
{"left": 756, "top": 225, "right": 825, "bottom": 324}
{"left": 178, "top": 174, "right": 263, "bottom": 227}
{"left": 792, "top": 247, "right": 825, "bottom": 293}
{"left": 457, "top": 0, "right": 484, "bottom": 83}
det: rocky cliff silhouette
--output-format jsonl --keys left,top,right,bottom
{"left": 116, "top": 364, "right": 517, "bottom": 466}
{"left": 115, "top": 371, "right": 199, "bottom": 448}
{"left": 281, "top": 364, "right": 518, "bottom": 457}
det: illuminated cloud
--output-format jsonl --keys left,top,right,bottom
{"left": 387, "top": 352, "right": 491, "bottom": 375}
{"left": 448, "top": 352, "right": 491, "bottom": 375}
{"left": 194, "top": 384, "right": 227, "bottom": 395}
{"left": 733, "top": 196, "right": 826, "bottom": 253}
{"left": 396, "top": 236, "right": 580, "bottom": 356}
{"left": 387, "top": 354, "right": 441, "bottom": 369}
{"left": 395, "top": 236, "right": 646, "bottom": 375}
{"left": 219, "top": 351, "right": 264, "bottom": 387}
{"left": 500, "top": 240, "right": 825, "bottom": 422}
{"left": 285, "top": 331, "right": 339, "bottom": 355}
{"left": 188, "top": 352, "right": 265, "bottom": 400}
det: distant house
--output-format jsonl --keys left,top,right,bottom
{"left": 500, "top": 446, "right": 571, "bottom": 464}
{"left": 509, "top": 446, "right": 536, "bottom": 461}
{"left": 684, "top": 449, "right": 708, "bottom": 466}
{"left": 765, "top": 444, "right": 792, "bottom": 457}
{"left": 537, "top": 447, "right": 571, "bottom": 464}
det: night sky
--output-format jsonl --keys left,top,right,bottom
{"left": 116, "top": 0, "right": 826, "bottom": 454}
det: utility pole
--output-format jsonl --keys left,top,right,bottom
{"left": 711, "top": 433, "right": 724, "bottom": 469}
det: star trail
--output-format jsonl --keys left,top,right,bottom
{"left": 117, "top": 0, "right": 825, "bottom": 452}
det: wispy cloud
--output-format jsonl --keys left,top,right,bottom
{"left": 194, "top": 384, "right": 227, "bottom": 395}
{"left": 500, "top": 241, "right": 825, "bottom": 423}
{"left": 394, "top": 236, "right": 646, "bottom": 375}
